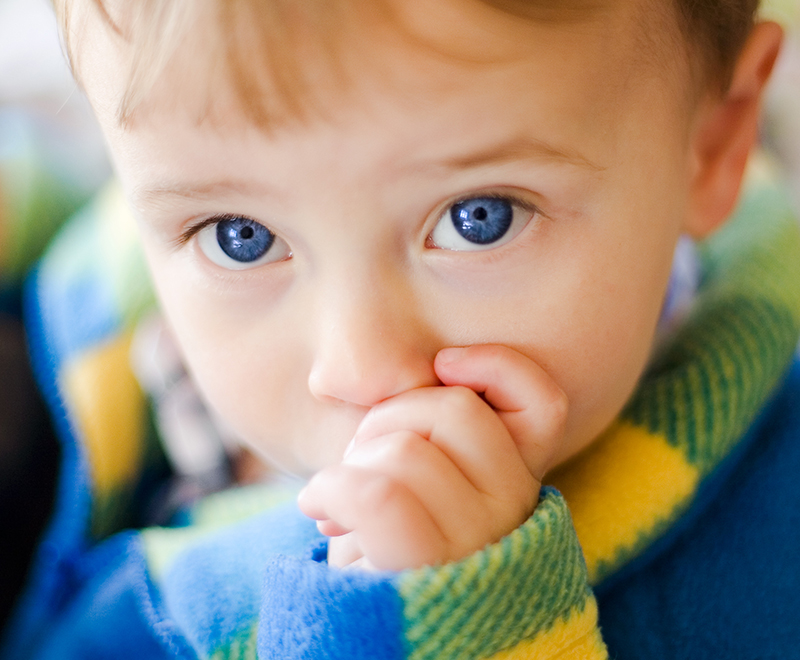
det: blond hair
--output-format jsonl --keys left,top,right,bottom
{"left": 54, "top": 0, "right": 759, "bottom": 127}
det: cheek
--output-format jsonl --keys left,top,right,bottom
{"left": 172, "top": 310, "right": 325, "bottom": 472}
{"left": 142, "top": 255, "right": 305, "bottom": 459}
{"left": 544, "top": 243, "right": 681, "bottom": 462}
{"left": 545, "top": 157, "right": 691, "bottom": 459}
{"left": 171, "top": 305, "right": 284, "bottom": 421}
{"left": 185, "top": 333, "right": 293, "bottom": 431}
{"left": 143, "top": 256, "right": 361, "bottom": 475}
{"left": 450, "top": 217, "right": 680, "bottom": 465}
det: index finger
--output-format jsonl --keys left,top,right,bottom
{"left": 434, "top": 344, "right": 568, "bottom": 479}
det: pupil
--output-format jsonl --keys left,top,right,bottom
{"left": 240, "top": 226, "right": 254, "bottom": 240}
{"left": 450, "top": 197, "right": 513, "bottom": 245}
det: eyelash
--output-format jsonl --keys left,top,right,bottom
{"left": 427, "top": 191, "right": 540, "bottom": 247}
{"left": 176, "top": 192, "right": 541, "bottom": 257}
{"left": 450, "top": 191, "right": 537, "bottom": 215}
{"left": 176, "top": 213, "right": 241, "bottom": 248}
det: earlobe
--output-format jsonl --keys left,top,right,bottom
{"left": 684, "top": 21, "right": 783, "bottom": 239}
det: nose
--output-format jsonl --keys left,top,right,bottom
{"left": 307, "top": 274, "right": 440, "bottom": 408}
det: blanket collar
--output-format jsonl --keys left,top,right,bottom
{"left": 549, "top": 173, "right": 800, "bottom": 586}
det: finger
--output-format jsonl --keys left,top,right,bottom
{"left": 342, "top": 430, "right": 515, "bottom": 552}
{"left": 302, "top": 431, "right": 478, "bottom": 539}
{"left": 434, "top": 345, "right": 568, "bottom": 479}
{"left": 327, "top": 533, "right": 364, "bottom": 568}
{"left": 353, "top": 386, "right": 535, "bottom": 504}
{"left": 299, "top": 464, "right": 447, "bottom": 571}
{"left": 316, "top": 519, "right": 350, "bottom": 537}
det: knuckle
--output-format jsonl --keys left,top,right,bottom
{"left": 349, "top": 431, "right": 421, "bottom": 469}
{"left": 502, "top": 473, "right": 538, "bottom": 510}
{"left": 357, "top": 474, "right": 405, "bottom": 518}
{"left": 483, "top": 344, "right": 510, "bottom": 362}
{"left": 542, "top": 384, "right": 569, "bottom": 434}
{"left": 466, "top": 343, "right": 496, "bottom": 361}
{"left": 519, "top": 478, "right": 540, "bottom": 515}
{"left": 492, "top": 492, "right": 536, "bottom": 536}
{"left": 467, "top": 344, "right": 507, "bottom": 376}
{"left": 441, "top": 385, "right": 480, "bottom": 417}
{"left": 372, "top": 431, "right": 425, "bottom": 467}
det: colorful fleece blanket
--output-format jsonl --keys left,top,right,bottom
{"left": 3, "top": 158, "right": 800, "bottom": 659}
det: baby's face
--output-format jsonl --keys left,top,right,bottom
{"left": 79, "top": 0, "right": 700, "bottom": 476}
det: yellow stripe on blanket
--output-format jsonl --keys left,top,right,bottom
{"left": 548, "top": 421, "right": 699, "bottom": 584}
{"left": 486, "top": 599, "right": 607, "bottom": 660}
{"left": 61, "top": 332, "right": 146, "bottom": 496}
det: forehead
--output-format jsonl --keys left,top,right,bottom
{"left": 70, "top": 0, "right": 685, "bottom": 132}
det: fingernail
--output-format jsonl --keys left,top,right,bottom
{"left": 437, "top": 347, "right": 465, "bottom": 365}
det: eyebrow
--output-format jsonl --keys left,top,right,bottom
{"left": 439, "top": 136, "right": 605, "bottom": 172}
{"left": 134, "top": 134, "right": 603, "bottom": 209}
{"left": 132, "top": 178, "right": 282, "bottom": 209}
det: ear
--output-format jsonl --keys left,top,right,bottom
{"left": 684, "top": 21, "right": 783, "bottom": 239}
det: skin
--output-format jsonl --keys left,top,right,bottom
{"left": 71, "top": 0, "right": 781, "bottom": 570}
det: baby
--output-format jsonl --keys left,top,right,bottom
{"left": 4, "top": 0, "right": 800, "bottom": 658}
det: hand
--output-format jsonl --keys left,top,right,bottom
{"left": 297, "top": 345, "right": 568, "bottom": 571}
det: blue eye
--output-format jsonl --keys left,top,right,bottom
{"left": 450, "top": 198, "right": 512, "bottom": 244}
{"left": 217, "top": 216, "right": 274, "bottom": 262}
{"left": 430, "top": 196, "right": 532, "bottom": 252}
{"left": 197, "top": 216, "right": 291, "bottom": 270}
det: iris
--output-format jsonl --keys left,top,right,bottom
{"left": 216, "top": 217, "right": 274, "bottom": 262}
{"left": 450, "top": 198, "right": 513, "bottom": 245}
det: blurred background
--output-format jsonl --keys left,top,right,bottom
{"left": 0, "top": 0, "right": 798, "bottom": 635}
{"left": 0, "top": 0, "right": 110, "bottom": 631}
{"left": 765, "top": 0, "right": 800, "bottom": 208}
